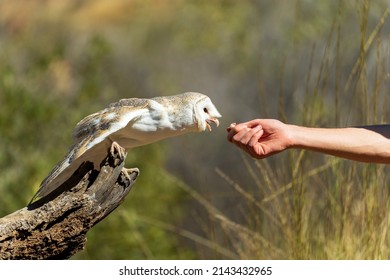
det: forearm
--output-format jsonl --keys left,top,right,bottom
{"left": 288, "top": 125, "right": 390, "bottom": 163}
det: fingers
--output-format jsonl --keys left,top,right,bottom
{"left": 248, "top": 127, "right": 264, "bottom": 148}
{"left": 226, "top": 119, "right": 263, "bottom": 133}
{"left": 226, "top": 119, "right": 286, "bottom": 159}
{"left": 226, "top": 120, "right": 267, "bottom": 159}
{"left": 227, "top": 121, "right": 263, "bottom": 143}
{"left": 235, "top": 125, "right": 263, "bottom": 146}
{"left": 226, "top": 122, "right": 236, "bottom": 133}
{"left": 243, "top": 119, "right": 264, "bottom": 128}
{"left": 226, "top": 123, "right": 237, "bottom": 142}
{"left": 228, "top": 125, "right": 265, "bottom": 159}
{"left": 228, "top": 125, "right": 263, "bottom": 150}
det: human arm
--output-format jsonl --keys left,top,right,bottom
{"left": 226, "top": 119, "right": 390, "bottom": 164}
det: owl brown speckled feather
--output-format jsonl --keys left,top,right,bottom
{"left": 29, "top": 92, "right": 221, "bottom": 204}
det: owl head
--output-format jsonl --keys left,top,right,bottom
{"left": 153, "top": 92, "right": 221, "bottom": 132}
{"left": 185, "top": 92, "right": 222, "bottom": 132}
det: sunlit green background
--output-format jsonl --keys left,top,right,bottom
{"left": 0, "top": 0, "right": 389, "bottom": 259}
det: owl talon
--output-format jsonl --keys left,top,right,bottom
{"left": 122, "top": 167, "right": 140, "bottom": 181}
{"left": 110, "top": 141, "right": 126, "bottom": 159}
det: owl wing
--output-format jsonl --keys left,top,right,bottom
{"left": 29, "top": 99, "right": 149, "bottom": 205}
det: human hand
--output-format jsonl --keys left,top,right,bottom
{"left": 226, "top": 119, "right": 293, "bottom": 159}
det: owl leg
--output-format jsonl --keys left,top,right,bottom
{"left": 110, "top": 141, "right": 139, "bottom": 181}
{"left": 122, "top": 167, "right": 140, "bottom": 181}
{"left": 110, "top": 141, "right": 127, "bottom": 160}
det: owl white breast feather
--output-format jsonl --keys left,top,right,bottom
{"left": 29, "top": 92, "right": 221, "bottom": 204}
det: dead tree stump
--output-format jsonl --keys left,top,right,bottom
{"left": 0, "top": 143, "right": 138, "bottom": 259}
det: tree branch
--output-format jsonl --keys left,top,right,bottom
{"left": 0, "top": 143, "right": 138, "bottom": 259}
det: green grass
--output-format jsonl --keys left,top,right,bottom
{"left": 0, "top": 0, "right": 389, "bottom": 259}
{"left": 177, "top": 1, "right": 390, "bottom": 259}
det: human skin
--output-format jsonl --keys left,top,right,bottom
{"left": 226, "top": 119, "right": 390, "bottom": 164}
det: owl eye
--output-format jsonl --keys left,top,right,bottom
{"left": 203, "top": 107, "right": 208, "bottom": 113}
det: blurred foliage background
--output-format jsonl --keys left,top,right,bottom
{"left": 0, "top": 0, "right": 390, "bottom": 259}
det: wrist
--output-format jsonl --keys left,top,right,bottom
{"left": 285, "top": 124, "right": 307, "bottom": 149}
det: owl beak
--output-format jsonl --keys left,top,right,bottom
{"left": 206, "top": 118, "right": 220, "bottom": 131}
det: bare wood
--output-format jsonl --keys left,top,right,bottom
{"left": 0, "top": 143, "right": 138, "bottom": 259}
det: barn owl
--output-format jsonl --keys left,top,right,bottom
{"left": 29, "top": 92, "right": 221, "bottom": 205}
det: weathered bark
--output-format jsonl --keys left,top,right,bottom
{"left": 0, "top": 143, "right": 138, "bottom": 259}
